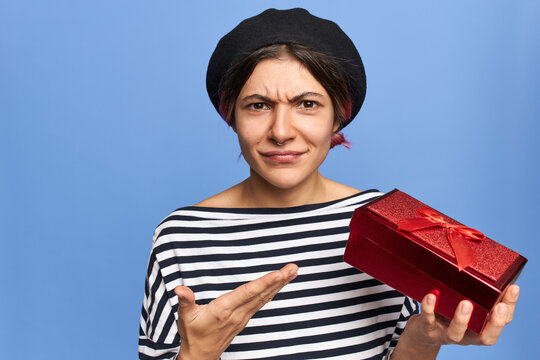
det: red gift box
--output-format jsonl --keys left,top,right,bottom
{"left": 344, "top": 189, "right": 527, "bottom": 333}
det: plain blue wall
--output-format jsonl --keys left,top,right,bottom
{"left": 1, "top": 1, "right": 538, "bottom": 359}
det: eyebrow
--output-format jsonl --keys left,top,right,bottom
{"left": 239, "top": 91, "right": 324, "bottom": 104}
{"left": 289, "top": 92, "right": 323, "bottom": 103}
{"left": 239, "top": 94, "right": 273, "bottom": 104}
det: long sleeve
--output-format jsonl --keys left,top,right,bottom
{"left": 384, "top": 296, "right": 419, "bottom": 359}
{"left": 138, "top": 248, "right": 180, "bottom": 360}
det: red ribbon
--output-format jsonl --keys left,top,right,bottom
{"left": 397, "top": 207, "right": 485, "bottom": 271}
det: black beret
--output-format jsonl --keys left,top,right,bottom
{"left": 206, "top": 8, "right": 366, "bottom": 128}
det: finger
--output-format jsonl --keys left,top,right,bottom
{"left": 242, "top": 263, "right": 298, "bottom": 312}
{"left": 244, "top": 264, "right": 299, "bottom": 312}
{"left": 478, "top": 302, "right": 508, "bottom": 345}
{"left": 221, "top": 263, "right": 298, "bottom": 312}
{"left": 175, "top": 286, "right": 197, "bottom": 315}
{"left": 446, "top": 300, "right": 473, "bottom": 343}
{"left": 501, "top": 285, "right": 519, "bottom": 324}
{"left": 420, "top": 292, "right": 438, "bottom": 328}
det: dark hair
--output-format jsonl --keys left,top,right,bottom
{"left": 218, "top": 43, "right": 353, "bottom": 130}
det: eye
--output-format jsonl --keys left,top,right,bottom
{"left": 248, "top": 102, "right": 270, "bottom": 111}
{"left": 298, "top": 100, "right": 319, "bottom": 110}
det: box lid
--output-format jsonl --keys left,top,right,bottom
{"left": 365, "top": 190, "right": 522, "bottom": 284}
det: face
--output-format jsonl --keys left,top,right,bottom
{"left": 233, "top": 54, "right": 338, "bottom": 190}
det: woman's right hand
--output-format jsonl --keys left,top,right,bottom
{"left": 174, "top": 263, "right": 299, "bottom": 360}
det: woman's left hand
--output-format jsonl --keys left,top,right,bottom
{"left": 392, "top": 284, "right": 520, "bottom": 359}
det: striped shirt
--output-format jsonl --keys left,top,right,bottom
{"left": 139, "top": 189, "right": 418, "bottom": 360}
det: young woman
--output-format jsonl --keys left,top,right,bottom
{"left": 139, "top": 8, "right": 519, "bottom": 360}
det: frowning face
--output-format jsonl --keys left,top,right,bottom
{"left": 234, "top": 54, "right": 338, "bottom": 191}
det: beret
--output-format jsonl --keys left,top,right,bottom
{"left": 206, "top": 8, "right": 366, "bottom": 128}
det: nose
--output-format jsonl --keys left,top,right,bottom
{"left": 269, "top": 105, "right": 296, "bottom": 145}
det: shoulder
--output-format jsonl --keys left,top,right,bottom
{"left": 323, "top": 178, "right": 362, "bottom": 200}
{"left": 152, "top": 182, "right": 247, "bottom": 242}
{"left": 151, "top": 204, "right": 225, "bottom": 245}
{"left": 195, "top": 183, "right": 244, "bottom": 207}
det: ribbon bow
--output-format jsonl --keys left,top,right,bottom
{"left": 397, "top": 207, "right": 485, "bottom": 271}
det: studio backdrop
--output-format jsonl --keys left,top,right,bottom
{"left": 1, "top": 1, "right": 538, "bottom": 359}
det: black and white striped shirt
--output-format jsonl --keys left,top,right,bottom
{"left": 139, "top": 189, "right": 418, "bottom": 360}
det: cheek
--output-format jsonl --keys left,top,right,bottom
{"left": 302, "top": 123, "right": 335, "bottom": 146}
{"left": 235, "top": 117, "right": 272, "bottom": 145}
{"left": 236, "top": 127, "right": 263, "bottom": 153}
{"left": 299, "top": 109, "right": 336, "bottom": 145}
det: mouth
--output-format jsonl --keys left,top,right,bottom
{"left": 260, "top": 150, "right": 306, "bottom": 163}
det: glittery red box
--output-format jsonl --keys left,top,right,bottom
{"left": 344, "top": 189, "right": 527, "bottom": 333}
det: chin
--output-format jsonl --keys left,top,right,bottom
{"left": 261, "top": 172, "right": 312, "bottom": 190}
{"left": 268, "top": 180, "right": 302, "bottom": 190}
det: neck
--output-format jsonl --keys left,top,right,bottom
{"left": 240, "top": 170, "right": 329, "bottom": 208}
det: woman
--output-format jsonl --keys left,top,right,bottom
{"left": 139, "top": 8, "right": 519, "bottom": 360}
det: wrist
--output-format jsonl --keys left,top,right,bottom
{"left": 177, "top": 348, "right": 195, "bottom": 360}
{"left": 392, "top": 327, "right": 440, "bottom": 360}
{"left": 178, "top": 348, "right": 220, "bottom": 360}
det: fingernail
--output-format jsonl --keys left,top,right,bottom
{"left": 461, "top": 301, "right": 472, "bottom": 315}
{"left": 511, "top": 286, "right": 520, "bottom": 300}
{"left": 497, "top": 304, "right": 508, "bottom": 318}
{"left": 288, "top": 267, "right": 298, "bottom": 278}
{"left": 427, "top": 289, "right": 439, "bottom": 307}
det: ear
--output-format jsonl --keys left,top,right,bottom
{"left": 332, "top": 120, "right": 341, "bottom": 133}
{"left": 229, "top": 104, "right": 238, "bottom": 132}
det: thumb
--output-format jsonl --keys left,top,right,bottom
{"left": 175, "top": 286, "right": 196, "bottom": 315}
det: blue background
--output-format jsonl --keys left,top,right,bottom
{"left": 1, "top": 1, "right": 538, "bottom": 359}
